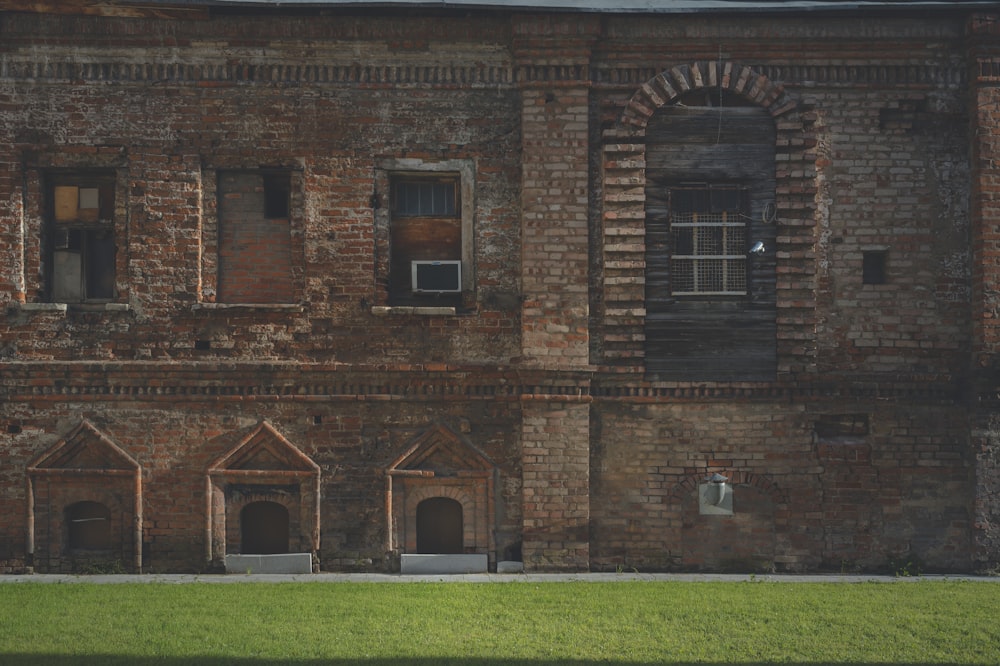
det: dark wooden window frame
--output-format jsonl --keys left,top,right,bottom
{"left": 44, "top": 171, "right": 117, "bottom": 303}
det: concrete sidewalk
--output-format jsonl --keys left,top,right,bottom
{"left": 1, "top": 572, "right": 996, "bottom": 584}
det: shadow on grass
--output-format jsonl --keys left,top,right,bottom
{"left": 0, "top": 658, "right": 970, "bottom": 666}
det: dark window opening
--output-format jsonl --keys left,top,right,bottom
{"left": 46, "top": 174, "right": 116, "bottom": 302}
{"left": 240, "top": 501, "right": 290, "bottom": 555}
{"left": 392, "top": 179, "right": 457, "bottom": 217}
{"left": 66, "top": 501, "right": 111, "bottom": 551}
{"left": 416, "top": 497, "right": 463, "bottom": 554}
{"left": 863, "top": 250, "right": 887, "bottom": 285}
{"left": 263, "top": 174, "right": 290, "bottom": 219}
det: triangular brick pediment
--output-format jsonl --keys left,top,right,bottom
{"left": 28, "top": 420, "right": 139, "bottom": 472}
{"left": 209, "top": 421, "right": 319, "bottom": 473}
{"left": 388, "top": 424, "right": 493, "bottom": 476}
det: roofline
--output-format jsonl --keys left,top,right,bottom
{"left": 5, "top": 0, "right": 996, "bottom": 15}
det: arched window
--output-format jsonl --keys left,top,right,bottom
{"left": 66, "top": 501, "right": 111, "bottom": 551}
{"left": 645, "top": 90, "right": 777, "bottom": 380}
{"left": 416, "top": 497, "right": 463, "bottom": 554}
{"left": 240, "top": 501, "right": 289, "bottom": 554}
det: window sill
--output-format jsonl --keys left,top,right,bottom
{"left": 191, "top": 303, "right": 305, "bottom": 313}
{"left": 13, "top": 302, "right": 130, "bottom": 314}
{"left": 371, "top": 306, "right": 457, "bottom": 316}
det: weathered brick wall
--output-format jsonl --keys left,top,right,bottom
{"left": 591, "top": 399, "right": 973, "bottom": 573}
{"left": 0, "top": 7, "right": 997, "bottom": 574}
{"left": 0, "top": 11, "right": 522, "bottom": 364}
{"left": 0, "top": 364, "right": 525, "bottom": 573}
{"left": 970, "top": 14, "right": 1000, "bottom": 572}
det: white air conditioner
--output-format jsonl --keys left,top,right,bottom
{"left": 411, "top": 260, "right": 461, "bottom": 294}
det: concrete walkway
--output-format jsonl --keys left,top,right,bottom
{"left": 1, "top": 572, "right": 997, "bottom": 584}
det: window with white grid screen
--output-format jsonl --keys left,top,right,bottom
{"left": 669, "top": 187, "right": 747, "bottom": 295}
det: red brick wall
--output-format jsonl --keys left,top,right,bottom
{"left": 0, "top": 8, "right": 996, "bottom": 574}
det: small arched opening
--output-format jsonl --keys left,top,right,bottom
{"left": 66, "top": 501, "right": 112, "bottom": 551}
{"left": 240, "top": 501, "right": 290, "bottom": 555}
{"left": 416, "top": 497, "right": 463, "bottom": 554}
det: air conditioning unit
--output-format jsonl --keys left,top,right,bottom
{"left": 411, "top": 260, "right": 461, "bottom": 294}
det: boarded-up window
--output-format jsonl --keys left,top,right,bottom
{"left": 240, "top": 501, "right": 290, "bottom": 555}
{"left": 645, "top": 96, "right": 776, "bottom": 381}
{"left": 66, "top": 501, "right": 111, "bottom": 551}
{"left": 389, "top": 175, "right": 462, "bottom": 305}
{"left": 416, "top": 497, "right": 463, "bottom": 554}
{"left": 46, "top": 174, "right": 116, "bottom": 302}
{"left": 218, "top": 171, "right": 294, "bottom": 303}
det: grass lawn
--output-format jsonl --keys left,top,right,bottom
{"left": 0, "top": 580, "right": 997, "bottom": 665}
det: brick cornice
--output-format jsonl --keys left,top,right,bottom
{"left": 0, "top": 361, "right": 964, "bottom": 403}
{"left": 0, "top": 57, "right": 966, "bottom": 89}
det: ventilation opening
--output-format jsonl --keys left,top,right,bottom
{"left": 416, "top": 497, "right": 463, "bottom": 554}
{"left": 66, "top": 501, "right": 111, "bottom": 551}
{"left": 862, "top": 250, "right": 887, "bottom": 285}
{"left": 240, "top": 501, "right": 290, "bottom": 554}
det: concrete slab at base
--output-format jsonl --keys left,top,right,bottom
{"left": 497, "top": 560, "right": 524, "bottom": 573}
{"left": 400, "top": 554, "right": 488, "bottom": 575}
{"left": 225, "top": 553, "right": 313, "bottom": 574}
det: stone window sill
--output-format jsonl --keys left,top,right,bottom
{"left": 371, "top": 306, "right": 457, "bottom": 316}
{"left": 13, "top": 302, "right": 130, "bottom": 314}
{"left": 192, "top": 303, "right": 305, "bottom": 313}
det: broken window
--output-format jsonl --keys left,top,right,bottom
{"left": 217, "top": 171, "right": 294, "bottom": 303}
{"left": 389, "top": 175, "right": 462, "bottom": 305}
{"left": 46, "top": 173, "right": 116, "bottom": 302}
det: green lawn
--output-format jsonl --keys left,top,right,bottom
{"left": 0, "top": 580, "right": 997, "bottom": 665}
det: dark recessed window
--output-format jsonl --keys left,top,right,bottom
{"left": 862, "top": 250, "right": 887, "bottom": 285}
{"left": 46, "top": 173, "right": 117, "bottom": 302}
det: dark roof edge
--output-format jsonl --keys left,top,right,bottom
{"left": 101, "top": 0, "right": 1000, "bottom": 12}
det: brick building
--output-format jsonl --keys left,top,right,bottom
{"left": 1, "top": 0, "right": 999, "bottom": 574}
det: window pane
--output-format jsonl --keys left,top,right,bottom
{"left": 393, "top": 180, "right": 457, "bottom": 217}
{"left": 86, "top": 231, "right": 115, "bottom": 299}
{"left": 669, "top": 186, "right": 748, "bottom": 295}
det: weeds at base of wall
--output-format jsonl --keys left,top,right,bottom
{"left": 74, "top": 559, "right": 128, "bottom": 575}
{"left": 887, "top": 555, "right": 923, "bottom": 578}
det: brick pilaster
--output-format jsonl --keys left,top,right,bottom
{"left": 515, "top": 16, "right": 596, "bottom": 369}
{"left": 968, "top": 13, "right": 1000, "bottom": 571}
{"left": 520, "top": 396, "right": 591, "bottom": 571}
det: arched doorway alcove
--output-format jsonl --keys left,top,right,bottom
{"left": 240, "top": 501, "right": 290, "bottom": 555}
{"left": 416, "top": 497, "right": 463, "bottom": 554}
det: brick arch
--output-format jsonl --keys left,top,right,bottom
{"left": 668, "top": 470, "right": 789, "bottom": 506}
{"left": 600, "top": 61, "right": 817, "bottom": 370}
{"left": 621, "top": 61, "right": 797, "bottom": 130}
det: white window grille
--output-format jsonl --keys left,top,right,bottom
{"left": 670, "top": 187, "right": 748, "bottom": 295}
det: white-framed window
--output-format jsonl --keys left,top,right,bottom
{"left": 669, "top": 185, "right": 748, "bottom": 296}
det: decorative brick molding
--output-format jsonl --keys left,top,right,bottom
{"left": 600, "top": 61, "right": 818, "bottom": 375}
{"left": 386, "top": 424, "right": 495, "bottom": 563}
{"left": 206, "top": 421, "right": 321, "bottom": 568}
{"left": 26, "top": 420, "right": 143, "bottom": 573}
{"left": 668, "top": 469, "right": 789, "bottom": 506}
